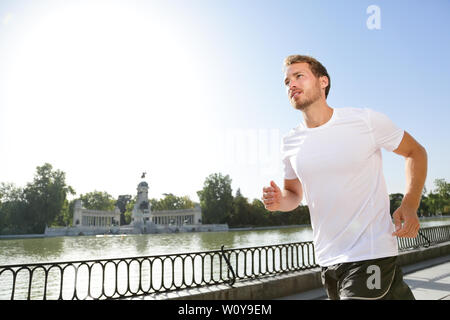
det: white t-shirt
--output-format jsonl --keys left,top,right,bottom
{"left": 281, "top": 107, "right": 404, "bottom": 267}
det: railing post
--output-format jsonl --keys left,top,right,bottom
{"left": 418, "top": 230, "right": 431, "bottom": 248}
{"left": 220, "top": 245, "right": 235, "bottom": 287}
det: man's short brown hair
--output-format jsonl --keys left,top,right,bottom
{"left": 283, "top": 55, "right": 331, "bottom": 98}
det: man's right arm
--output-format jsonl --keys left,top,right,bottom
{"left": 262, "top": 178, "right": 303, "bottom": 212}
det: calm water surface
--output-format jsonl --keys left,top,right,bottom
{"left": 1, "top": 217, "right": 449, "bottom": 266}
{"left": 0, "top": 226, "right": 314, "bottom": 265}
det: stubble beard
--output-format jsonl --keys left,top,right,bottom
{"left": 291, "top": 85, "right": 322, "bottom": 111}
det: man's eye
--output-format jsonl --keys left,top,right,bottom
{"left": 297, "top": 74, "right": 302, "bottom": 78}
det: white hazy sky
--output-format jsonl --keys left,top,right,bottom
{"left": 1, "top": 0, "right": 449, "bottom": 203}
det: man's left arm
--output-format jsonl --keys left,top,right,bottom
{"left": 392, "top": 131, "right": 428, "bottom": 238}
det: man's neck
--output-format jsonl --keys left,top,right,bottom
{"left": 301, "top": 100, "right": 334, "bottom": 128}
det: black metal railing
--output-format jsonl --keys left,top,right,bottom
{"left": 397, "top": 225, "right": 450, "bottom": 250}
{"left": 0, "top": 225, "right": 449, "bottom": 300}
{"left": 0, "top": 241, "right": 317, "bottom": 300}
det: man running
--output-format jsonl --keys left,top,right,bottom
{"left": 262, "top": 55, "right": 428, "bottom": 300}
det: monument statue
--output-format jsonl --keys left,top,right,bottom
{"left": 132, "top": 177, "right": 151, "bottom": 231}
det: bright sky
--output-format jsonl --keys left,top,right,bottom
{"left": 1, "top": 0, "right": 449, "bottom": 204}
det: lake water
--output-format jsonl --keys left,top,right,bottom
{"left": 1, "top": 217, "right": 449, "bottom": 266}
{"left": 0, "top": 226, "right": 314, "bottom": 266}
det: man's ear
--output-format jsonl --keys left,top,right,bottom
{"left": 320, "top": 75, "right": 329, "bottom": 90}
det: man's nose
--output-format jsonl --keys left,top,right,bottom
{"left": 289, "top": 80, "right": 298, "bottom": 90}
{"left": 288, "top": 81, "right": 298, "bottom": 93}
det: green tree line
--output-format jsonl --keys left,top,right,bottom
{"left": 1, "top": 163, "right": 449, "bottom": 235}
{"left": 196, "top": 173, "right": 312, "bottom": 227}
{"left": 0, "top": 163, "right": 198, "bottom": 234}
{"left": 389, "top": 178, "right": 450, "bottom": 217}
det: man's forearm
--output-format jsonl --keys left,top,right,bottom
{"left": 401, "top": 145, "right": 428, "bottom": 210}
{"left": 278, "top": 189, "right": 302, "bottom": 212}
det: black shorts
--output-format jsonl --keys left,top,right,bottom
{"left": 320, "top": 256, "right": 415, "bottom": 300}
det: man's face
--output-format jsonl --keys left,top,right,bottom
{"left": 284, "top": 62, "right": 325, "bottom": 110}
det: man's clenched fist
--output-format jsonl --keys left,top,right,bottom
{"left": 262, "top": 180, "right": 282, "bottom": 211}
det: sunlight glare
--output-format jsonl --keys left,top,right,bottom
{"left": 3, "top": 1, "right": 213, "bottom": 198}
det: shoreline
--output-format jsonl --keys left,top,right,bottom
{"left": 0, "top": 224, "right": 311, "bottom": 240}
{"left": 229, "top": 224, "right": 311, "bottom": 231}
{"left": 1, "top": 215, "right": 449, "bottom": 240}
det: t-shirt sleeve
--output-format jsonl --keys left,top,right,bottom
{"left": 367, "top": 108, "right": 404, "bottom": 152}
{"left": 282, "top": 157, "right": 297, "bottom": 180}
{"left": 280, "top": 136, "right": 298, "bottom": 180}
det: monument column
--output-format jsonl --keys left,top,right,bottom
{"left": 73, "top": 200, "right": 83, "bottom": 226}
{"left": 131, "top": 173, "right": 152, "bottom": 231}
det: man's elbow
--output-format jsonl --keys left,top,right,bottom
{"left": 408, "top": 144, "right": 428, "bottom": 172}
{"left": 415, "top": 144, "right": 427, "bottom": 160}
{"left": 404, "top": 142, "right": 427, "bottom": 160}
{"left": 289, "top": 189, "right": 303, "bottom": 206}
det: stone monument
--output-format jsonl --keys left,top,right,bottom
{"left": 131, "top": 173, "right": 151, "bottom": 232}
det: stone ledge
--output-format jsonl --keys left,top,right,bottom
{"left": 397, "top": 241, "right": 450, "bottom": 268}
{"left": 126, "top": 268, "right": 322, "bottom": 300}
{"left": 129, "top": 241, "right": 450, "bottom": 300}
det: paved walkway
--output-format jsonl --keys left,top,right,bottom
{"left": 280, "top": 254, "right": 450, "bottom": 300}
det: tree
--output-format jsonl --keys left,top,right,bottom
{"left": 50, "top": 198, "right": 72, "bottom": 227}
{"left": 197, "top": 173, "right": 233, "bottom": 224}
{"left": 228, "top": 189, "right": 269, "bottom": 227}
{"left": 418, "top": 194, "right": 430, "bottom": 217}
{"left": 250, "top": 199, "right": 270, "bottom": 226}
{"left": 78, "top": 191, "right": 115, "bottom": 211}
{"left": 123, "top": 196, "right": 136, "bottom": 225}
{"left": 230, "top": 191, "right": 252, "bottom": 226}
{"left": 389, "top": 193, "right": 404, "bottom": 216}
{"left": 116, "top": 194, "right": 132, "bottom": 225}
{"left": 288, "top": 205, "right": 311, "bottom": 225}
{"left": 150, "top": 193, "right": 195, "bottom": 211}
{"left": 424, "top": 192, "right": 442, "bottom": 216}
{"left": 434, "top": 178, "right": 450, "bottom": 199}
{"left": 433, "top": 178, "right": 450, "bottom": 215}
{"left": 0, "top": 183, "right": 27, "bottom": 234}
{"left": 419, "top": 179, "right": 450, "bottom": 216}
{"left": 116, "top": 195, "right": 132, "bottom": 213}
{"left": 23, "top": 163, "right": 75, "bottom": 233}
